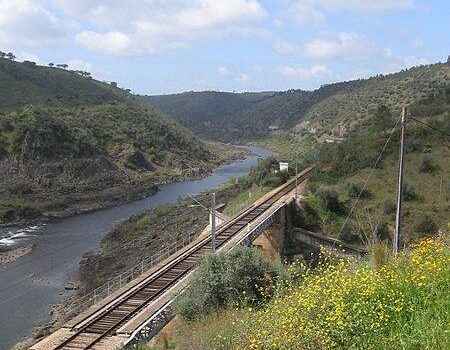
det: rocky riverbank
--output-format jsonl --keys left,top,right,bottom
{"left": 0, "top": 244, "right": 33, "bottom": 266}
{"left": 1, "top": 146, "right": 248, "bottom": 228}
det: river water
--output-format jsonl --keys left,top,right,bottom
{"left": 0, "top": 146, "right": 271, "bottom": 350}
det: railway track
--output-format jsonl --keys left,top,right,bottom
{"left": 52, "top": 167, "right": 313, "bottom": 350}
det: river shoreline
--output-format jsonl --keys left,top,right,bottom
{"left": 0, "top": 148, "right": 249, "bottom": 230}
{"left": 0, "top": 146, "right": 270, "bottom": 350}
{"left": 0, "top": 244, "right": 34, "bottom": 266}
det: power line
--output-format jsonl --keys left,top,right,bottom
{"left": 409, "top": 116, "right": 450, "bottom": 137}
{"left": 337, "top": 115, "right": 402, "bottom": 239}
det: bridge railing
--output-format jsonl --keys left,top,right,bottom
{"left": 61, "top": 230, "right": 199, "bottom": 323}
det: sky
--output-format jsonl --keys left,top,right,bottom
{"left": 0, "top": 0, "right": 448, "bottom": 95}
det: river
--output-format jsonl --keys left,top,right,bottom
{"left": 0, "top": 146, "right": 271, "bottom": 350}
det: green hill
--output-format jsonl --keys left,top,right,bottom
{"left": 142, "top": 63, "right": 449, "bottom": 142}
{"left": 140, "top": 91, "right": 273, "bottom": 141}
{"left": 0, "top": 58, "right": 130, "bottom": 110}
{"left": 142, "top": 61, "right": 449, "bottom": 246}
{"left": 277, "top": 85, "right": 449, "bottom": 246}
{"left": 0, "top": 58, "right": 237, "bottom": 225}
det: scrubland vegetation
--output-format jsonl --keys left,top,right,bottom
{"left": 259, "top": 84, "right": 449, "bottom": 247}
{"left": 143, "top": 63, "right": 449, "bottom": 142}
{"left": 145, "top": 236, "right": 449, "bottom": 350}
{"left": 0, "top": 58, "right": 239, "bottom": 225}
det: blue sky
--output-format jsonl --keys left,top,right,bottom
{"left": 0, "top": 0, "right": 448, "bottom": 95}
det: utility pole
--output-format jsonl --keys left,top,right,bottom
{"left": 394, "top": 107, "right": 407, "bottom": 255}
{"left": 211, "top": 192, "right": 216, "bottom": 253}
{"left": 295, "top": 150, "right": 298, "bottom": 202}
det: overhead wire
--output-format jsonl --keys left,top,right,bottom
{"left": 337, "top": 115, "right": 403, "bottom": 239}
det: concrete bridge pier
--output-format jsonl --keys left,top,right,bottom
{"left": 251, "top": 204, "right": 289, "bottom": 260}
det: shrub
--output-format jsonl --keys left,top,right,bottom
{"left": 375, "top": 221, "right": 391, "bottom": 241}
{"left": 415, "top": 214, "right": 438, "bottom": 234}
{"left": 316, "top": 186, "right": 342, "bottom": 213}
{"left": 383, "top": 198, "right": 396, "bottom": 214}
{"left": 338, "top": 223, "right": 361, "bottom": 244}
{"left": 419, "top": 155, "right": 435, "bottom": 173}
{"left": 291, "top": 201, "right": 321, "bottom": 231}
{"left": 347, "top": 181, "right": 370, "bottom": 198}
{"left": 370, "top": 241, "right": 391, "bottom": 268}
{"left": 174, "top": 246, "right": 280, "bottom": 320}
{"left": 403, "top": 182, "right": 417, "bottom": 201}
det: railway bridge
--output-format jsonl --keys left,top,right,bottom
{"left": 31, "top": 167, "right": 358, "bottom": 350}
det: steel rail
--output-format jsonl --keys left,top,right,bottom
{"left": 51, "top": 167, "right": 313, "bottom": 350}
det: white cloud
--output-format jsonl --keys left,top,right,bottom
{"left": 288, "top": 3, "right": 325, "bottom": 25}
{"left": 382, "top": 48, "right": 429, "bottom": 72}
{"left": 302, "top": 0, "right": 414, "bottom": 13}
{"left": 235, "top": 73, "right": 250, "bottom": 83}
{"left": 0, "top": 0, "right": 64, "bottom": 47}
{"left": 68, "top": 59, "right": 92, "bottom": 72}
{"left": 403, "top": 56, "right": 429, "bottom": 67}
{"left": 274, "top": 40, "right": 301, "bottom": 54}
{"left": 304, "top": 32, "right": 375, "bottom": 60}
{"left": 76, "top": 31, "right": 131, "bottom": 55}
{"left": 16, "top": 52, "right": 40, "bottom": 63}
{"left": 277, "top": 64, "right": 332, "bottom": 80}
{"left": 56, "top": 0, "right": 267, "bottom": 56}
{"left": 217, "top": 66, "right": 231, "bottom": 76}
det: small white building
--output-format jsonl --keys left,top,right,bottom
{"left": 279, "top": 162, "right": 289, "bottom": 172}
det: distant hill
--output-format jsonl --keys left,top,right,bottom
{"left": 295, "top": 63, "right": 450, "bottom": 143}
{"left": 142, "top": 63, "right": 450, "bottom": 142}
{"left": 0, "top": 58, "right": 236, "bottom": 225}
{"left": 264, "top": 83, "right": 449, "bottom": 245}
{"left": 140, "top": 91, "right": 273, "bottom": 141}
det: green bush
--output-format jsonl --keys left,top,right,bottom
{"left": 419, "top": 154, "right": 435, "bottom": 173}
{"left": 291, "top": 201, "right": 321, "bottom": 231}
{"left": 338, "top": 223, "right": 361, "bottom": 244}
{"left": 174, "top": 246, "right": 281, "bottom": 321}
{"left": 316, "top": 186, "right": 342, "bottom": 213}
{"left": 383, "top": 198, "right": 396, "bottom": 214}
{"left": 415, "top": 214, "right": 438, "bottom": 234}
{"left": 403, "top": 182, "right": 417, "bottom": 201}
{"left": 347, "top": 181, "right": 370, "bottom": 198}
{"left": 376, "top": 221, "right": 391, "bottom": 241}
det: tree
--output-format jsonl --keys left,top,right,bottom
{"left": 6, "top": 52, "right": 16, "bottom": 60}
{"left": 56, "top": 63, "right": 68, "bottom": 69}
{"left": 0, "top": 51, "right": 5, "bottom": 58}
{"left": 23, "top": 60, "right": 36, "bottom": 68}
{"left": 48, "top": 62, "right": 54, "bottom": 67}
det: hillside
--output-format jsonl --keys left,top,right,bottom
{"left": 268, "top": 86, "right": 449, "bottom": 247}
{"left": 142, "top": 63, "right": 449, "bottom": 142}
{"left": 140, "top": 91, "right": 273, "bottom": 141}
{"left": 0, "top": 58, "right": 131, "bottom": 111}
{"left": 0, "top": 58, "right": 238, "bottom": 225}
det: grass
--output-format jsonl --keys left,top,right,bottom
{"left": 255, "top": 132, "right": 317, "bottom": 160}
{"left": 223, "top": 185, "right": 273, "bottom": 217}
{"left": 149, "top": 236, "right": 449, "bottom": 350}
{"left": 331, "top": 144, "right": 449, "bottom": 243}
